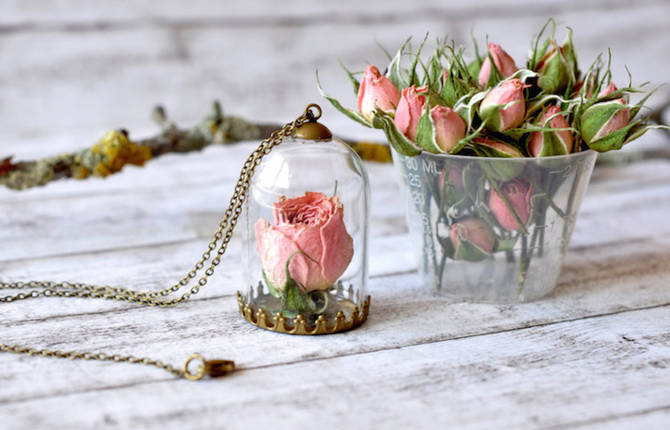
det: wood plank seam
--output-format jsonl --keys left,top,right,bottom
{"left": 2, "top": 302, "right": 668, "bottom": 406}
{"left": 539, "top": 404, "right": 670, "bottom": 430}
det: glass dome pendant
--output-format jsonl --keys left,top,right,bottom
{"left": 238, "top": 104, "right": 370, "bottom": 335}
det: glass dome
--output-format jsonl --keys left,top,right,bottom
{"left": 239, "top": 127, "right": 370, "bottom": 335}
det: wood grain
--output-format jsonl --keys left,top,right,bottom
{"left": 2, "top": 305, "right": 668, "bottom": 429}
{"left": 2, "top": 2, "right": 670, "bottom": 429}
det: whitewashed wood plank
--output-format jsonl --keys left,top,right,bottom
{"left": 1, "top": 5, "right": 668, "bottom": 155}
{"left": 0, "top": 143, "right": 397, "bottom": 204}
{"left": 1, "top": 304, "right": 668, "bottom": 429}
{"left": 1, "top": 231, "right": 669, "bottom": 403}
{"left": 0, "top": 148, "right": 404, "bottom": 262}
{"left": 2, "top": 154, "right": 669, "bottom": 264}
{"left": 2, "top": 0, "right": 665, "bottom": 26}
{"left": 561, "top": 408, "right": 670, "bottom": 430}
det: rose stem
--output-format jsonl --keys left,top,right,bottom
{"left": 518, "top": 234, "right": 530, "bottom": 291}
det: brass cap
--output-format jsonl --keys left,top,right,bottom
{"left": 294, "top": 121, "right": 333, "bottom": 141}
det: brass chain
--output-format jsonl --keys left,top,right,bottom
{"left": 0, "top": 104, "right": 321, "bottom": 380}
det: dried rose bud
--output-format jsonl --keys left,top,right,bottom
{"left": 479, "top": 79, "right": 530, "bottom": 132}
{"left": 473, "top": 136, "right": 525, "bottom": 181}
{"left": 478, "top": 43, "right": 518, "bottom": 88}
{"left": 357, "top": 65, "right": 401, "bottom": 122}
{"left": 580, "top": 98, "right": 630, "bottom": 149}
{"left": 597, "top": 82, "right": 619, "bottom": 98}
{"left": 255, "top": 192, "right": 353, "bottom": 293}
{"left": 474, "top": 136, "right": 524, "bottom": 158}
{"left": 431, "top": 105, "right": 467, "bottom": 153}
{"left": 450, "top": 217, "right": 495, "bottom": 261}
{"left": 489, "top": 179, "right": 534, "bottom": 231}
{"left": 394, "top": 85, "right": 427, "bottom": 142}
{"left": 535, "top": 44, "right": 575, "bottom": 94}
{"left": 528, "top": 105, "right": 574, "bottom": 156}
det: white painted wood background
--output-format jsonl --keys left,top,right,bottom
{"left": 1, "top": 1, "right": 670, "bottom": 429}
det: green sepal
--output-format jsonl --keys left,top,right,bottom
{"left": 528, "top": 18, "right": 554, "bottom": 70}
{"left": 262, "top": 270, "right": 281, "bottom": 298}
{"left": 428, "top": 55, "right": 444, "bottom": 89}
{"left": 372, "top": 111, "right": 422, "bottom": 156}
{"left": 537, "top": 47, "right": 571, "bottom": 95}
{"left": 469, "top": 35, "right": 484, "bottom": 83}
{"left": 461, "top": 162, "right": 481, "bottom": 203}
{"left": 338, "top": 60, "right": 360, "bottom": 95}
{"left": 278, "top": 252, "right": 313, "bottom": 316}
{"left": 560, "top": 28, "right": 579, "bottom": 95}
{"left": 480, "top": 160, "right": 525, "bottom": 182}
{"left": 441, "top": 71, "right": 460, "bottom": 107}
{"left": 526, "top": 94, "right": 577, "bottom": 118}
{"left": 473, "top": 137, "right": 525, "bottom": 158}
{"left": 473, "top": 142, "right": 525, "bottom": 181}
{"left": 281, "top": 278, "right": 311, "bottom": 317}
{"left": 468, "top": 57, "right": 482, "bottom": 84}
{"left": 534, "top": 132, "right": 570, "bottom": 157}
{"left": 440, "top": 47, "right": 477, "bottom": 106}
{"left": 408, "top": 34, "right": 429, "bottom": 87}
{"left": 580, "top": 100, "right": 630, "bottom": 144}
{"left": 479, "top": 102, "right": 504, "bottom": 132}
{"left": 454, "top": 90, "right": 486, "bottom": 129}
{"left": 316, "top": 71, "right": 371, "bottom": 128}
{"left": 586, "top": 120, "right": 638, "bottom": 152}
{"left": 387, "top": 38, "right": 412, "bottom": 90}
{"left": 454, "top": 236, "right": 491, "bottom": 262}
{"left": 443, "top": 185, "right": 468, "bottom": 213}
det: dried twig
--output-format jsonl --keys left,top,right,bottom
{"left": 0, "top": 101, "right": 392, "bottom": 191}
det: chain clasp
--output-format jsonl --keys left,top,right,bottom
{"left": 183, "top": 353, "right": 235, "bottom": 381}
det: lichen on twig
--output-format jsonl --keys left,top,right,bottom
{"left": 0, "top": 101, "right": 394, "bottom": 191}
{"left": 0, "top": 102, "right": 269, "bottom": 190}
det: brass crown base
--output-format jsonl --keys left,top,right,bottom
{"left": 237, "top": 292, "right": 370, "bottom": 335}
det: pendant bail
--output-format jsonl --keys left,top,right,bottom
{"left": 294, "top": 103, "right": 333, "bottom": 141}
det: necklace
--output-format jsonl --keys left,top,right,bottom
{"left": 0, "top": 104, "right": 321, "bottom": 381}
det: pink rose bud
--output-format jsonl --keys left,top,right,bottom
{"left": 528, "top": 105, "right": 574, "bottom": 156}
{"left": 255, "top": 192, "right": 354, "bottom": 292}
{"left": 394, "top": 85, "right": 427, "bottom": 142}
{"left": 430, "top": 105, "right": 466, "bottom": 153}
{"left": 474, "top": 136, "right": 524, "bottom": 158}
{"left": 479, "top": 79, "right": 530, "bottom": 132}
{"left": 357, "top": 65, "right": 401, "bottom": 122}
{"left": 488, "top": 179, "right": 534, "bottom": 231}
{"left": 580, "top": 98, "right": 630, "bottom": 149}
{"left": 597, "top": 82, "right": 619, "bottom": 98}
{"left": 478, "top": 43, "right": 518, "bottom": 88}
{"left": 450, "top": 217, "right": 495, "bottom": 261}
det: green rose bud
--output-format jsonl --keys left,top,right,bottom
{"left": 473, "top": 136, "right": 525, "bottom": 181}
{"left": 450, "top": 217, "right": 495, "bottom": 262}
{"left": 531, "top": 26, "right": 578, "bottom": 95}
{"left": 580, "top": 99, "right": 631, "bottom": 151}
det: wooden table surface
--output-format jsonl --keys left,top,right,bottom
{"left": 2, "top": 2, "right": 670, "bottom": 429}
{"left": 2, "top": 139, "right": 670, "bottom": 429}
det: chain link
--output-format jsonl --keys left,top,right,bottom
{"left": 0, "top": 104, "right": 320, "bottom": 379}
